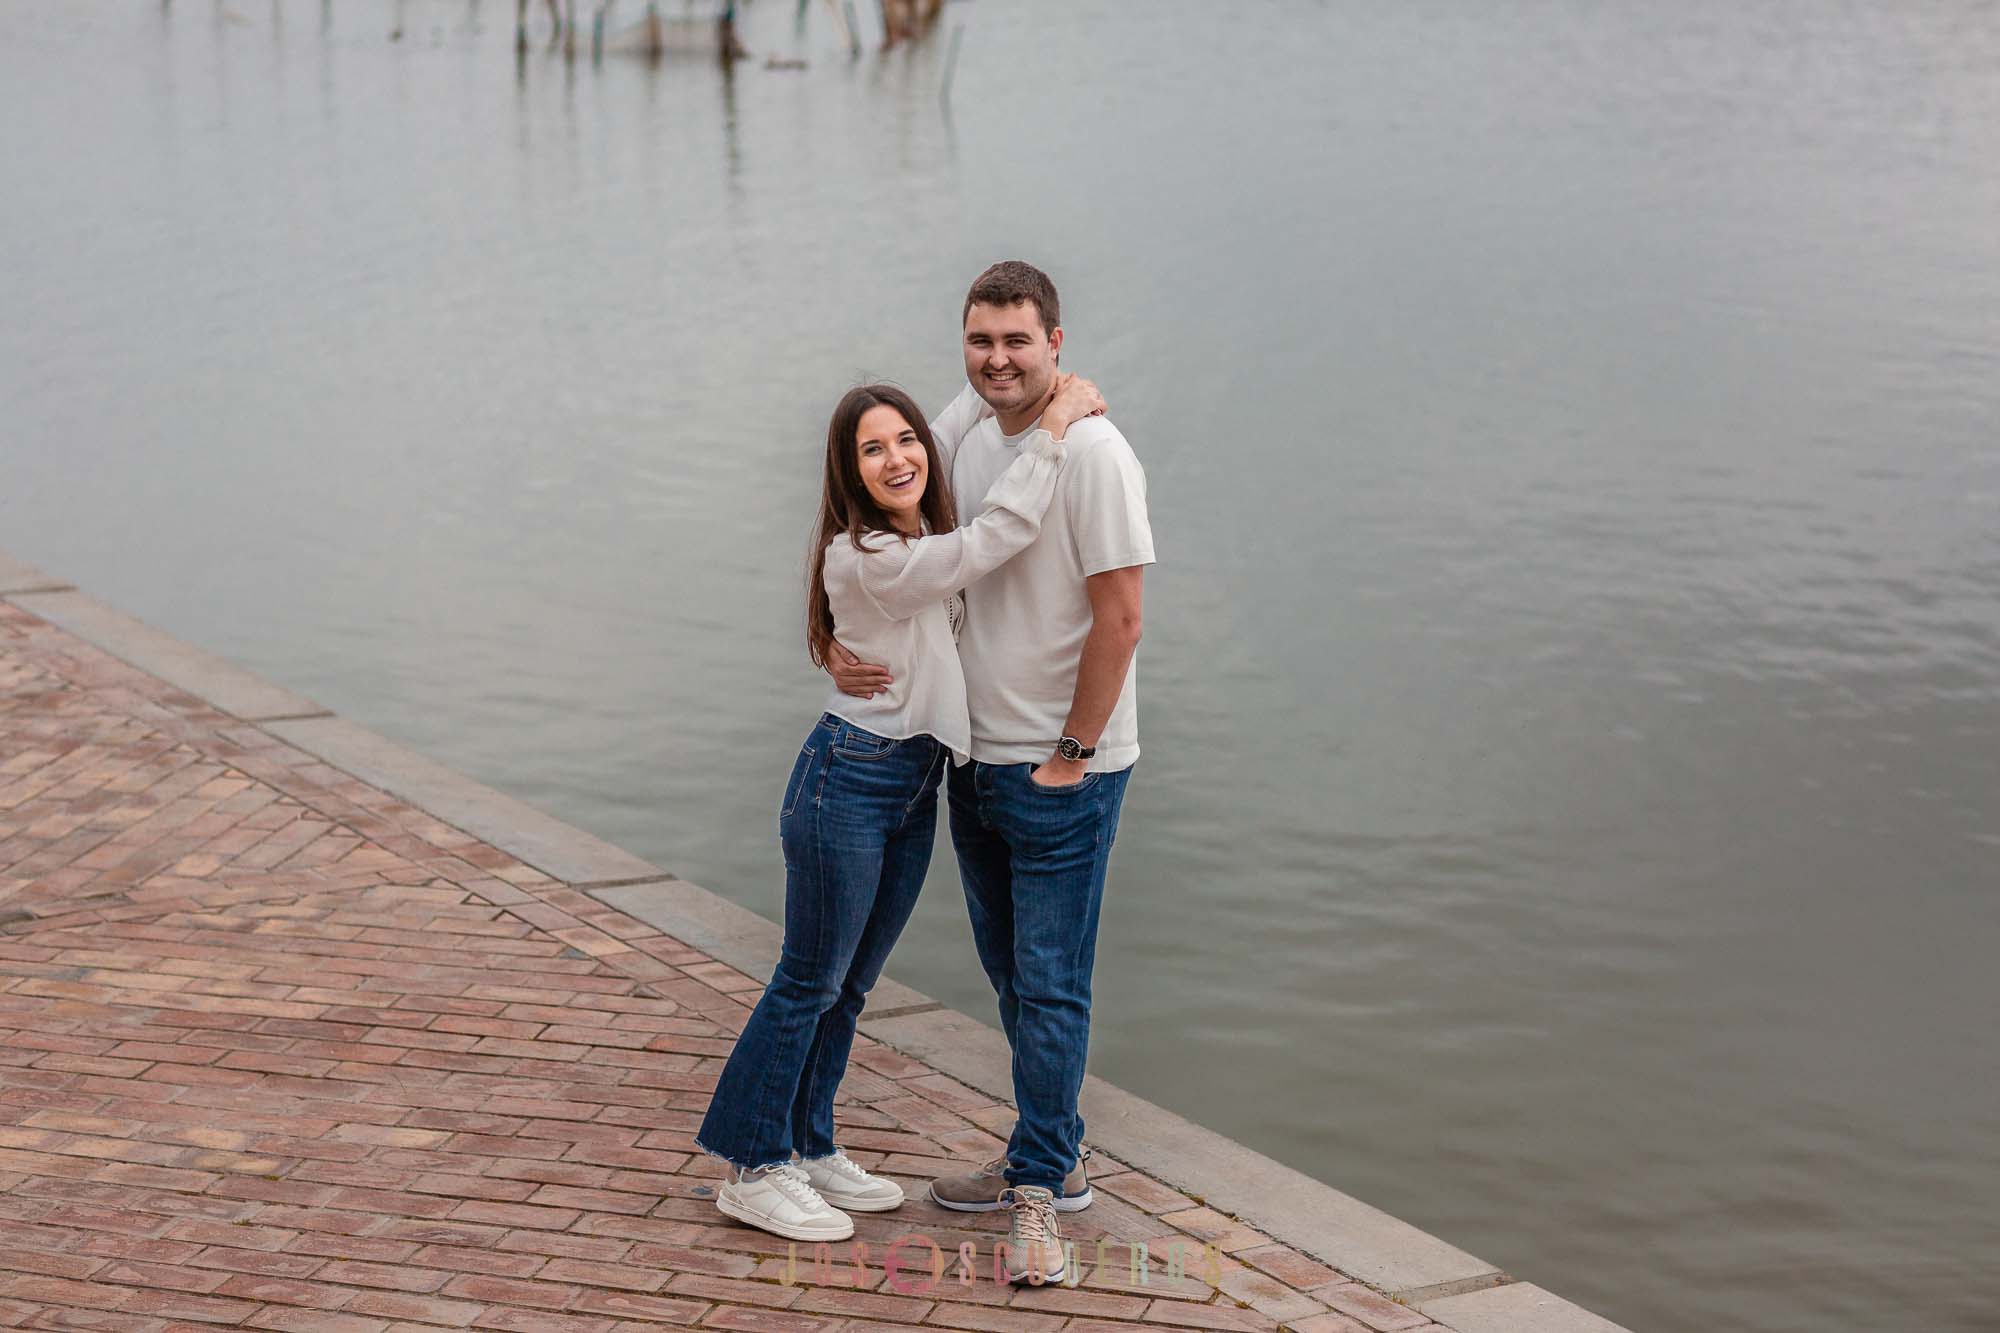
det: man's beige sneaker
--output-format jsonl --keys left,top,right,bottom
{"left": 928, "top": 1147, "right": 1092, "bottom": 1213}
{"left": 998, "top": 1186, "right": 1066, "bottom": 1285}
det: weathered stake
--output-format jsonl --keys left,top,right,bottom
{"left": 940, "top": 20, "right": 964, "bottom": 108}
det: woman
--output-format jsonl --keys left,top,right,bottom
{"left": 695, "top": 375, "right": 1104, "bottom": 1242}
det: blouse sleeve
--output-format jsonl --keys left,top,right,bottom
{"left": 927, "top": 382, "right": 992, "bottom": 473}
{"left": 849, "top": 429, "right": 1066, "bottom": 621}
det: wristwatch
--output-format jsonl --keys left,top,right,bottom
{"left": 1056, "top": 735, "right": 1096, "bottom": 763}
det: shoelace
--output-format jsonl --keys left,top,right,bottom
{"left": 1002, "top": 1187, "right": 1060, "bottom": 1249}
{"left": 816, "top": 1151, "right": 873, "bottom": 1184}
{"left": 765, "top": 1163, "right": 831, "bottom": 1210}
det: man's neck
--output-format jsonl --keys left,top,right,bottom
{"left": 995, "top": 406, "right": 1042, "bottom": 437}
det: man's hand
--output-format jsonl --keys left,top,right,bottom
{"left": 1030, "top": 754, "right": 1090, "bottom": 788}
{"left": 828, "top": 638, "right": 893, "bottom": 699}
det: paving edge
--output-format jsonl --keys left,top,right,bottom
{"left": 0, "top": 542, "right": 1634, "bottom": 1333}
{"left": 0, "top": 548, "right": 74, "bottom": 597}
{"left": 7, "top": 587, "right": 325, "bottom": 722}
{"left": 855, "top": 1005, "right": 1499, "bottom": 1298}
{"left": 258, "top": 714, "right": 664, "bottom": 887}
{"left": 590, "top": 881, "right": 938, "bottom": 1023}
{"left": 1418, "top": 1283, "right": 1634, "bottom": 1333}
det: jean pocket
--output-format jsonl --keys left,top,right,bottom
{"left": 1024, "top": 765, "right": 1101, "bottom": 795}
{"left": 833, "top": 726, "right": 897, "bottom": 760}
{"left": 780, "top": 744, "right": 816, "bottom": 819}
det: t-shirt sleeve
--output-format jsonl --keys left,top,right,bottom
{"left": 928, "top": 382, "right": 990, "bottom": 474}
{"left": 1065, "top": 423, "right": 1156, "bottom": 576}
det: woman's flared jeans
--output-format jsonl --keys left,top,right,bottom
{"left": 696, "top": 714, "right": 946, "bottom": 1168}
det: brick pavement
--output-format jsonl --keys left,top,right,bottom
{"left": 0, "top": 600, "right": 1443, "bottom": 1333}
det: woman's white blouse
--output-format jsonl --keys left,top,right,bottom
{"left": 822, "top": 428, "right": 1066, "bottom": 764}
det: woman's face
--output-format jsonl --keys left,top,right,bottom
{"left": 855, "top": 403, "right": 928, "bottom": 526}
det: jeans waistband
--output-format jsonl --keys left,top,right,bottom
{"left": 819, "top": 713, "right": 939, "bottom": 755}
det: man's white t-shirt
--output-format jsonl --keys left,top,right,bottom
{"left": 932, "top": 389, "right": 1155, "bottom": 772}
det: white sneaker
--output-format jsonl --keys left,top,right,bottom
{"left": 797, "top": 1149, "right": 906, "bottom": 1212}
{"left": 716, "top": 1164, "right": 854, "bottom": 1242}
{"left": 999, "top": 1185, "right": 1066, "bottom": 1285}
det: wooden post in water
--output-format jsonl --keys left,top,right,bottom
{"left": 939, "top": 20, "right": 963, "bottom": 110}
{"left": 719, "top": 0, "right": 746, "bottom": 61}
{"left": 840, "top": 0, "right": 861, "bottom": 57}
{"left": 883, "top": 0, "right": 942, "bottom": 49}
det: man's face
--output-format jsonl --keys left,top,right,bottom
{"left": 963, "top": 300, "right": 1063, "bottom": 417}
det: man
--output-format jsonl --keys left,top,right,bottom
{"left": 832, "top": 261, "right": 1153, "bottom": 1283}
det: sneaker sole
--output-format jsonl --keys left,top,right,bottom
{"left": 927, "top": 1185, "right": 1092, "bottom": 1214}
{"left": 716, "top": 1192, "right": 855, "bottom": 1242}
{"left": 816, "top": 1191, "right": 905, "bottom": 1213}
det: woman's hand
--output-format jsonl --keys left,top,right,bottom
{"left": 1037, "top": 372, "right": 1107, "bottom": 441}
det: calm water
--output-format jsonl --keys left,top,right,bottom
{"left": 4, "top": 3, "right": 1998, "bottom": 1329}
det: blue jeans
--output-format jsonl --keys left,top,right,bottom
{"left": 947, "top": 759, "right": 1132, "bottom": 1191}
{"left": 697, "top": 714, "right": 947, "bottom": 1169}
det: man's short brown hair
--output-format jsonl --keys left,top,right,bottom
{"left": 963, "top": 260, "right": 1061, "bottom": 337}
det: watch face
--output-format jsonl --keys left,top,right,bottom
{"left": 1058, "top": 737, "right": 1083, "bottom": 761}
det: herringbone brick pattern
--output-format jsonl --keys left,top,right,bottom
{"left": 0, "top": 601, "right": 1436, "bottom": 1333}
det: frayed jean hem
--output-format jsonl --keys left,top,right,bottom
{"left": 693, "top": 1135, "right": 794, "bottom": 1174}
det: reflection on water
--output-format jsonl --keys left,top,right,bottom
{"left": 3, "top": 3, "right": 1998, "bottom": 1330}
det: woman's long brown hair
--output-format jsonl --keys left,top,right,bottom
{"left": 806, "top": 384, "right": 958, "bottom": 669}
